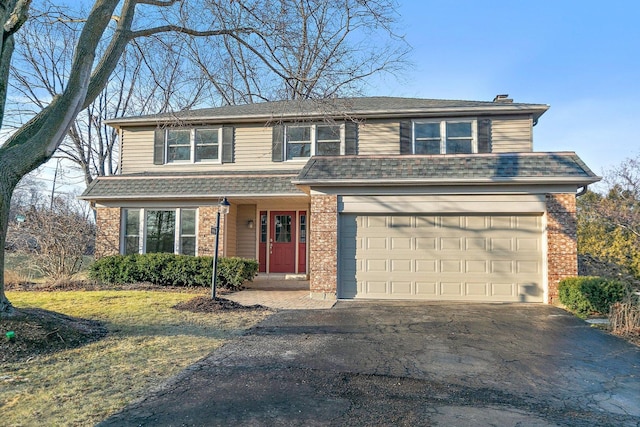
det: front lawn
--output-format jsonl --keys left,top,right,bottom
{"left": 0, "top": 290, "right": 271, "bottom": 426}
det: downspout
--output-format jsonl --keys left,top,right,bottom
{"left": 576, "top": 186, "right": 588, "bottom": 197}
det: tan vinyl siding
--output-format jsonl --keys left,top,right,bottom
{"left": 357, "top": 120, "right": 400, "bottom": 155}
{"left": 121, "top": 124, "right": 303, "bottom": 174}
{"left": 225, "top": 204, "right": 238, "bottom": 257}
{"left": 491, "top": 116, "right": 533, "bottom": 152}
{"left": 121, "top": 127, "right": 156, "bottom": 174}
{"left": 236, "top": 204, "right": 257, "bottom": 259}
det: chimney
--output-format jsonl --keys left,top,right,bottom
{"left": 493, "top": 94, "right": 513, "bottom": 103}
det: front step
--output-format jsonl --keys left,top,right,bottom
{"left": 248, "top": 273, "right": 310, "bottom": 290}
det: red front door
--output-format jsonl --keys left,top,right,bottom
{"left": 269, "top": 211, "right": 296, "bottom": 273}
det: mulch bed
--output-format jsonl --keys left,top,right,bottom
{"left": 1, "top": 308, "right": 108, "bottom": 364}
{"left": 172, "top": 296, "right": 268, "bottom": 313}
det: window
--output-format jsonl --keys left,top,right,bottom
{"left": 260, "top": 213, "right": 268, "bottom": 243}
{"left": 299, "top": 214, "right": 306, "bottom": 243}
{"left": 285, "top": 124, "right": 342, "bottom": 160}
{"left": 273, "top": 122, "right": 357, "bottom": 162}
{"left": 274, "top": 215, "right": 292, "bottom": 242}
{"left": 194, "top": 129, "right": 220, "bottom": 162}
{"left": 286, "top": 126, "right": 312, "bottom": 160}
{"left": 180, "top": 209, "right": 197, "bottom": 256}
{"left": 413, "top": 120, "right": 476, "bottom": 154}
{"left": 316, "top": 125, "right": 341, "bottom": 156}
{"left": 124, "top": 209, "right": 140, "bottom": 255}
{"left": 122, "top": 208, "right": 198, "bottom": 255}
{"left": 160, "top": 128, "right": 222, "bottom": 164}
{"left": 146, "top": 210, "right": 176, "bottom": 253}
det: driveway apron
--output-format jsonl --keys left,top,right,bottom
{"left": 99, "top": 302, "right": 640, "bottom": 427}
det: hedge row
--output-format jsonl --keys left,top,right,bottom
{"left": 558, "top": 276, "right": 628, "bottom": 318}
{"left": 89, "top": 253, "right": 258, "bottom": 291}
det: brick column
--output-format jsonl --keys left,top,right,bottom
{"left": 546, "top": 193, "right": 577, "bottom": 304}
{"left": 198, "top": 206, "right": 226, "bottom": 257}
{"left": 309, "top": 194, "right": 338, "bottom": 300}
{"left": 95, "top": 207, "right": 121, "bottom": 258}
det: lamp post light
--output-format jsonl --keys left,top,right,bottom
{"left": 211, "top": 197, "right": 231, "bottom": 300}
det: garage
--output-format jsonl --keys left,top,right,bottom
{"left": 338, "top": 213, "right": 544, "bottom": 302}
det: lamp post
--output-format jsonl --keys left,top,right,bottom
{"left": 211, "top": 197, "right": 230, "bottom": 299}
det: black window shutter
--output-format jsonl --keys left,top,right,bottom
{"left": 272, "top": 125, "right": 284, "bottom": 162}
{"left": 344, "top": 122, "right": 358, "bottom": 155}
{"left": 399, "top": 120, "right": 412, "bottom": 154}
{"left": 154, "top": 128, "right": 165, "bottom": 165}
{"left": 221, "top": 126, "right": 234, "bottom": 163}
{"left": 477, "top": 118, "right": 492, "bottom": 153}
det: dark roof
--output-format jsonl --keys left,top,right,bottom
{"left": 293, "top": 152, "right": 600, "bottom": 186}
{"left": 105, "top": 96, "right": 549, "bottom": 127}
{"left": 80, "top": 171, "right": 304, "bottom": 200}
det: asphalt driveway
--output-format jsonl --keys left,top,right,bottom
{"left": 99, "top": 302, "right": 640, "bottom": 426}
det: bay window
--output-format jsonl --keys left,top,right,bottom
{"left": 122, "top": 208, "right": 198, "bottom": 255}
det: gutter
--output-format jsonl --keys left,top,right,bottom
{"left": 292, "top": 177, "right": 602, "bottom": 187}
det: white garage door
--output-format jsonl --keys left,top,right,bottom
{"left": 339, "top": 214, "right": 543, "bottom": 302}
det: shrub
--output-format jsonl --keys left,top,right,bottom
{"left": 558, "top": 276, "right": 628, "bottom": 318}
{"left": 217, "top": 257, "right": 259, "bottom": 291}
{"left": 609, "top": 295, "right": 640, "bottom": 336}
{"left": 89, "top": 254, "right": 258, "bottom": 289}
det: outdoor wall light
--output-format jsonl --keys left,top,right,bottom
{"left": 247, "top": 219, "right": 254, "bottom": 229}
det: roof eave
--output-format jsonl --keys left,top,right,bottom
{"left": 104, "top": 104, "right": 550, "bottom": 129}
{"left": 292, "top": 176, "right": 601, "bottom": 187}
{"left": 78, "top": 192, "right": 308, "bottom": 201}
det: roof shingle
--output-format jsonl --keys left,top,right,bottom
{"left": 106, "top": 96, "right": 549, "bottom": 127}
{"left": 80, "top": 171, "right": 304, "bottom": 200}
{"left": 293, "top": 152, "right": 600, "bottom": 185}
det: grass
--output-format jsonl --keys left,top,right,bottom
{"left": 0, "top": 290, "right": 271, "bottom": 426}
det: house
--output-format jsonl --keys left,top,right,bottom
{"left": 80, "top": 96, "right": 600, "bottom": 303}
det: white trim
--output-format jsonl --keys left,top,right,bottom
{"left": 412, "top": 118, "right": 477, "bottom": 154}
{"left": 121, "top": 207, "right": 199, "bottom": 255}
{"left": 284, "top": 123, "right": 345, "bottom": 161}
{"left": 165, "top": 127, "right": 223, "bottom": 165}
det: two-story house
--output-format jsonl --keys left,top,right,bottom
{"left": 80, "top": 96, "right": 599, "bottom": 304}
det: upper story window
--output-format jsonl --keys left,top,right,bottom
{"left": 413, "top": 120, "right": 476, "bottom": 154}
{"left": 285, "top": 124, "right": 342, "bottom": 160}
{"left": 166, "top": 128, "right": 220, "bottom": 163}
{"left": 401, "top": 119, "right": 491, "bottom": 155}
{"left": 154, "top": 126, "right": 234, "bottom": 165}
{"left": 272, "top": 122, "right": 358, "bottom": 162}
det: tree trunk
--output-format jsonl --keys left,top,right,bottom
{"left": 0, "top": 0, "right": 121, "bottom": 313}
{"left": 0, "top": 173, "right": 16, "bottom": 313}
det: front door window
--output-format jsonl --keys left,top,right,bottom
{"left": 274, "top": 215, "right": 292, "bottom": 242}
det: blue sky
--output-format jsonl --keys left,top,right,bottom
{"left": 374, "top": 0, "right": 640, "bottom": 179}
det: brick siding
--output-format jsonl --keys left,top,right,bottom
{"left": 309, "top": 195, "right": 338, "bottom": 299}
{"left": 198, "top": 206, "right": 226, "bottom": 257}
{"left": 95, "top": 207, "right": 121, "bottom": 258}
{"left": 95, "top": 206, "right": 227, "bottom": 259}
{"left": 546, "top": 193, "right": 578, "bottom": 304}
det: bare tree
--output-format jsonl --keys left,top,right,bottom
{"left": 191, "top": 0, "right": 408, "bottom": 103}
{"left": 8, "top": 194, "right": 95, "bottom": 281}
{"left": 8, "top": 3, "right": 212, "bottom": 186}
{"left": 7, "top": 1, "right": 407, "bottom": 189}
{"left": 0, "top": 0, "right": 258, "bottom": 313}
